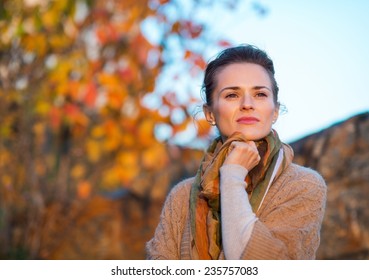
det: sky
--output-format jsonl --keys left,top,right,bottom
{"left": 205, "top": 0, "right": 369, "bottom": 143}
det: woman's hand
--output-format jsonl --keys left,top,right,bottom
{"left": 223, "top": 141, "right": 260, "bottom": 172}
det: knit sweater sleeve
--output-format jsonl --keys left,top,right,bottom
{"left": 219, "top": 164, "right": 258, "bottom": 259}
{"left": 241, "top": 165, "right": 327, "bottom": 260}
{"left": 146, "top": 179, "right": 191, "bottom": 260}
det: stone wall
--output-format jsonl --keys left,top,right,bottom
{"left": 290, "top": 112, "right": 369, "bottom": 259}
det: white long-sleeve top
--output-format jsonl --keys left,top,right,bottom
{"left": 220, "top": 164, "right": 258, "bottom": 259}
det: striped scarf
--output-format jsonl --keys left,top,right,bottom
{"left": 189, "top": 130, "right": 293, "bottom": 259}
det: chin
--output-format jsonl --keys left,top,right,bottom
{"left": 238, "top": 130, "right": 264, "bottom": 141}
{"left": 232, "top": 129, "right": 269, "bottom": 141}
{"left": 221, "top": 126, "right": 271, "bottom": 141}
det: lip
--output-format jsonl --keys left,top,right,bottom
{"left": 236, "top": 116, "right": 260, "bottom": 124}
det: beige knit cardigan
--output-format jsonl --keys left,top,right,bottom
{"left": 146, "top": 163, "right": 327, "bottom": 260}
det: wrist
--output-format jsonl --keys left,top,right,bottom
{"left": 220, "top": 164, "right": 249, "bottom": 181}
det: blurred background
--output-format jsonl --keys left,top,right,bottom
{"left": 0, "top": 0, "right": 368, "bottom": 260}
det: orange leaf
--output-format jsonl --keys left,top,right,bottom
{"left": 77, "top": 181, "right": 91, "bottom": 199}
{"left": 22, "top": 33, "right": 47, "bottom": 56}
{"left": 95, "top": 24, "right": 119, "bottom": 44}
{"left": 184, "top": 50, "right": 192, "bottom": 59}
{"left": 103, "top": 120, "right": 122, "bottom": 151}
{"left": 107, "top": 91, "right": 126, "bottom": 110}
{"left": 118, "top": 67, "right": 136, "bottom": 83}
{"left": 193, "top": 54, "right": 206, "bottom": 70}
{"left": 138, "top": 119, "right": 155, "bottom": 147}
{"left": 182, "top": 20, "right": 202, "bottom": 38}
{"left": 67, "top": 80, "right": 80, "bottom": 100}
{"left": 172, "top": 119, "right": 190, "bottom": 134}
{"left": 196, "top": 118, "right": 212, "bottom": 137}
{"left": 83, "top": 83, "right": 97, "bottom": 108}
{"left": 131, "top": 33, "right": 152, "bottom": 64}
{"left": 49, "top": 106, "right": 62, "bottom": 130}
{"left": 63, "top": 103, "right": 89, "bottom": 130}
{"left": 98, "top": 72, "right": 121, "bottom": 88}
{"left": 218, "top": 40, "right": 232, "bottom": 47}
{"left": 171, "top": 22, "right": 181, "bottom": 34}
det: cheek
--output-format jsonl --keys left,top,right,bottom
{"left": 268, "top": 109, "right": 276, "bottom": 120}
{"left": 265, "top": 103, "right": 277, "bottom": 120}
{"left": 214, "top": 102, "right": 234, "bottom": 122}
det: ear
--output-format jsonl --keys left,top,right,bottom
{"left": 272, "top": 103, "right": 280, "bottom": 123}
{"left": 203, "top": 104, "right": 215, "bottom": 125}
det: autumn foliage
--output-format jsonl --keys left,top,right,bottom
{"left": 0, "top": 0, "right": 237, "bottom": 259}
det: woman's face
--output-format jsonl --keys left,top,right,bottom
{"left": 204, "top": 62, "right": 279, "bottom": 141}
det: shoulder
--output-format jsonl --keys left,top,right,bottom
{"left": 284, "top": 163, "right": 326, "bottom": 190}
{"left": 157, "top": 177, "right": 195, "bottom": 234}
{"left": 274, "top": 163, "right": 327, "bottom": 202}
{"left": 258, "top": 163, "right": 327, "bottom": 217}
{"left": 162, "top": 177, "right": 195, "bottom": 210}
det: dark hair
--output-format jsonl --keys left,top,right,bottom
{"left": 202, "top": 44, "right": 279, "bottom": 106}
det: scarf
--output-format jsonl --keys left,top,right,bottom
{"left": 189, "top": 130, "right": 293, "bottom": 259}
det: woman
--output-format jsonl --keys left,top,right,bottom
{"left": 146, "top": 45, "right": 327, "bottom": 260}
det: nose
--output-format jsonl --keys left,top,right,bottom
{"left": 240, "top": 94, "right": 254, "bottom": 110}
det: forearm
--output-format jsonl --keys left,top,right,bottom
{"left": 220, "top": 164, "right": 258, "bottom": 260}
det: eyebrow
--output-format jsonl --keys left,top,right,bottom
{"left": 253, "top": 86, "right": 271, "bottom": 91}
{"left": 218, "top": 85, "right": 271, "bottom": 95}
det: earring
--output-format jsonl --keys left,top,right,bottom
{"left": 210, "top": 121, "right": 216, "bottom": 126}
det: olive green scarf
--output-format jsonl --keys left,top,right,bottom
{"left": 189, "top": 130, "right": 293, "bottom": 259}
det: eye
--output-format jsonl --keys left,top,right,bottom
{"left": 255, "top": 92, "right": 267, "bottom": 98}
{"left": 225, "top": 92, "right": 239, "bottom": 99}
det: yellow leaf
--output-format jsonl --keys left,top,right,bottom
{"left": 103, "top": 133, "right": 121, "bottom": 152}
{"left": 142, "top": 143, "right": 168, "bottom": 169}
{"left": 22, "top": 33, "right": 47, "bottom": 56}
{"left": 118, "top": 165, "right": 139, "bottom": 186}
{"left": 35, "top": 101, "right": 51, "bottom": 115}
{"left": 41, "top": 8, "right": 59, "bottom": 30}
{"left": 33, "top": 122, "right": 46, "bottom": 147}
{"left": 49, "top": 34, "right": 71, "bottom": 50}
{"left": 2, "top": 174, "right": 12, "bottom": 187}
{"left": 0, "top": 150, "right": 10, "bottom": 168}
{"left": 50, "top": 61, "right": 72, "bottom": 86}
{"left": 117, "top": 151, "right": 138, "bottom": 167}
{"left": 116, "top": 151, "right": 139, "bottom": 185}
{"left": 121, "top": 133, "right": 135, "bottom": 147}
{"left": 102, "top": 167, "right": 120, "bottom": 188}
{"left": 71, "top": 164, "right": 86, "bottom": 179}
{"left": 86, "top": 139, "right": 101, "bottom": 162}
{"left": 91, "top": 125, "right": 105, "bottom": 139}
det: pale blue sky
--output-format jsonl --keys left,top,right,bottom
{"left": 206, "top": 0, "right": 369, "bottom": 143}
{"left": 143, "top": 0, "right": 369, "bottom": 146}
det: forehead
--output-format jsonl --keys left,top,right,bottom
{"left": 215, "top": 63, "right": 272, "bottom": 88}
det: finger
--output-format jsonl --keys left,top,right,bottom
{"left": 245, "top": 141, "right": 257, "bottom": 149}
